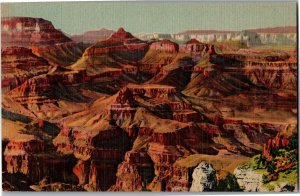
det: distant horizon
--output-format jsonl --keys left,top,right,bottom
{"left": 1, "top": 2, "right": 297, "bottom": 35}
{"left": 70, "top": 25, "right": 297, "bottom": 36}
{"left": 1, "top": 16, "right": 297, "bottom": 36}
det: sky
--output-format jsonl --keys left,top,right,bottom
{"left": 1, "top": 1, "right": 297, "bottom": 35}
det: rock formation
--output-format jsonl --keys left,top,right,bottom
{"left": 2, "top": 17, "right": 83, "bottom": 65}
{"left": 190, "top": 162, "right": 217, "bottom": 192}
{"left": 179, "top": 39, "right": 215, "bottom": 56}
{"left": 82, "top": 27, "right": 148, "bottom": 59}
{"left": 234, "top": 166, "right": 264, "bottom": 192}
{"left": 149, "top": 39, "right": 179, "bottom": 53}
{"left": 71, "top": 28, "right": 114, "bottom": 44}
{"left": 1, "top": 47, "right": 50, "bottom": 93}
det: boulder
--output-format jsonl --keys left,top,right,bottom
{"left": 189, "top": 162, "right": 217, "bottom": 192}
{"left": 234, "top": 166, "right": 263, "bottom": 192}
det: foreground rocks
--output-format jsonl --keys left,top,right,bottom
{"left": 190, "top": 162, "right": 217, "bottom": 192}
{"left": 234, "top": 166, "right": 264, "bottom": 192}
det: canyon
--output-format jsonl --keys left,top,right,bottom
{"left": 1, "top": 17, "right": 298, "bottom": 192}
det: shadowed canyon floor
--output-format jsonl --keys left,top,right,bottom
{"left": 1, "top": 17, "right": 298, "bottom": 192}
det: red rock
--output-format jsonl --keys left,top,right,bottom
{"left": 2, "top": 17, "right": 72, "bottom": 47}
{"left": 263, "top": 133, "right": 289, "bottom": 160}
{"left": 53, "top": 126, "right": 74, "bottom": 155}
{"left": 73, "top": 160, "right": 90, "bottom": 185}
{"left": 179, "top": 39, "right": 211, "bottom": 55}
{"left": 83, "top": 27, "right": 148, "bottom": 57}
{"left": 88, "top": 160, "right": 118, "bottom": 191}
{"left": 110, "top": 162, "right": 143, "bottom": 191}
{"left": 149, "top": 39, "right": 179, "bottom": 53}
{"left": 165, "top": 167, "right": 189, "bottom": 191}
{"left": 109, "top": 27, "right": 135, "bottom": 41}
{"left": 71, "top": 28, "right": 114, "bottom": 44}
{"left": 1, "top": 47, "right": 50, "bottom": 92}
{"left": 128, "top": 84, "right": 177, "bottom": 98}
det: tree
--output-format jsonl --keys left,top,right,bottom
{"left": 267, "top": 160, "right": 276, "bottom": 174}
{"left": 216, "top": 174, "right": 242, "bottom": 191}
{"left": 288, "top": 132, "right": 298, "bottom": 150}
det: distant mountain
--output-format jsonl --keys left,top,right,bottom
{"left": 246, "top": 26, "right": 296, "bottom": 34}
{"left": 135, "top": 26, "right": 297, "bottom": 46}
{"left": 177, "top": 30, "right": 238, "bottom": 35}
{"left": 1, "top": 17, "right": 72, "bottom": 47}
{"left": 71, "top": 28, "right": 114, "bottom": 44}
{"left": 1, "top": 17, "right": 84, "bottom": 65}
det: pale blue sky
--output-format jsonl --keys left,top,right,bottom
{"left": 1, "top": 2, "right": 297, "bottom": 35}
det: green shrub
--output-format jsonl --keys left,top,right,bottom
{"left": 216, "top": 174, "right": 242, "bottom": 191}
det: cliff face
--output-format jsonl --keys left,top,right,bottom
{"left": 244, "top": 60, "right": 297, "bottom": 91}
{"left": 2, "top": 17, "right": 83, "bottom": 65}
{"left": 3, "top": 135, "right": 77, "bottom": 183}
{"left": 2, "top": 17, "right": 72, "bottom": 47}
{"left": 4, "top": 139, "right": 44, "bottom": 176}
{"left": 1, "top": 47, "right": 50, "bottom": 93}
{"left": 83, "top": 28, "right": 149, "bottom": 59}
{"left": 190, "top": 162, "right": 217, "bottom": 192}
{"left": 138, "top": 26, "right": 296, "bottom": 46}
{"left": 71, "top": 28, "right": 114, "bottom": 44}
{"left": 109, "top": 162, "right": 143, "bottom": 191}
{"left": 234, "top": 166, "right": 264, "bottom": 192}
{"left": 184, "top": 48, "right": 297, "bottom": 100}
{"left": 53, "top": 118, "right": 133, "bottom": 190}
{"left": 149, "top": 39, "right": 179, "bottom": 53}
{"left": 179, "top": 39, "right": 215, "bottom": 56}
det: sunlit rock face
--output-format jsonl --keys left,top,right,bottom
{"left": 189, "top": 162, "right": 217, "bottom": 192}
{"left": 234, "top": 166, "right": 263, "bottom": 192}
{"left": 83, "top": 28, "right": 149, "bottom": 59}
{"left": 149, "top": 39, "right": 179, "bottom": 53}
{"left": 1, "top": 17, "right": 83, "bottom": 66}
{"left": 1, "top": 17, "right": 72, "bottom": 47}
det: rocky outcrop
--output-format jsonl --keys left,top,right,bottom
{"left": 30, "top": 177, "right": 84, "bottom": 191}
{"left": 234, "top": 166, "right": 264, "bottom": 192}
{"left": 110, "top": 87, "right": 137, "bottom": 126}
{"left": 109, "top": 162, "right": 143, "bottom": 191}
{"left": 71, "top": 28, "right": 114, "bottom": 44}
{"left": 245, "top": 26, "right": 297, "bottom": 45}
{"left": 109, "top": 149, "right": 154, "bottom": 191}
{"left": 1, "top": 47, "right": 50, "bottom": 93}
{"left": 149, "top": 39, "right": 179, "bottom": 53}
{"left": 72, "top": 159, "right": 119, "bottom": 191}
{"left": 52, "top": 126, "right": 74, "bottom": 154}
{"left": 1, "top": 17, "right": 72, "bottom": 47}
{"left": 190, "top": 162, "right": 217, "bottom": 192}
{"left": 263, "top": 133, "right": 289, "bottom": 161}
{"left": 53, "top": 118, "right": 132, "bottom": 191}
{"left": 128, "top": 84, "right": 177, "bottom": 98}
{"left": 8, "top": 67, "right": 88, "bottom": 98}
{"left": 2, "top": 17, "right": 83, "bottom": 65}
{"left": 244, "top": 60, "right": 297, "bottom": 90}
{"left": 4, "top": 139, "right": 44, "bottom": 175}
{"left": 72, "top": 160, "right": 90, "bottom": 185}
{"left": 83, "top": 28, "right": 148, "bottom": 59}
{"left": 179, "top": 39, "right": 215, "bottom": 56}
{"left": 4, "top": 137, "right": 76, "bottom": 183}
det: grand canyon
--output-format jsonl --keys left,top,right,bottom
{"left": 1, "top": 12, "right": 298, "bottom": 192}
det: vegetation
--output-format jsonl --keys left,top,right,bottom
{"left": 216, "top": 174, "right": 242, "bottom": 191}
{"left": 243, "top": 133, "right": 298, "bottom": 190}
